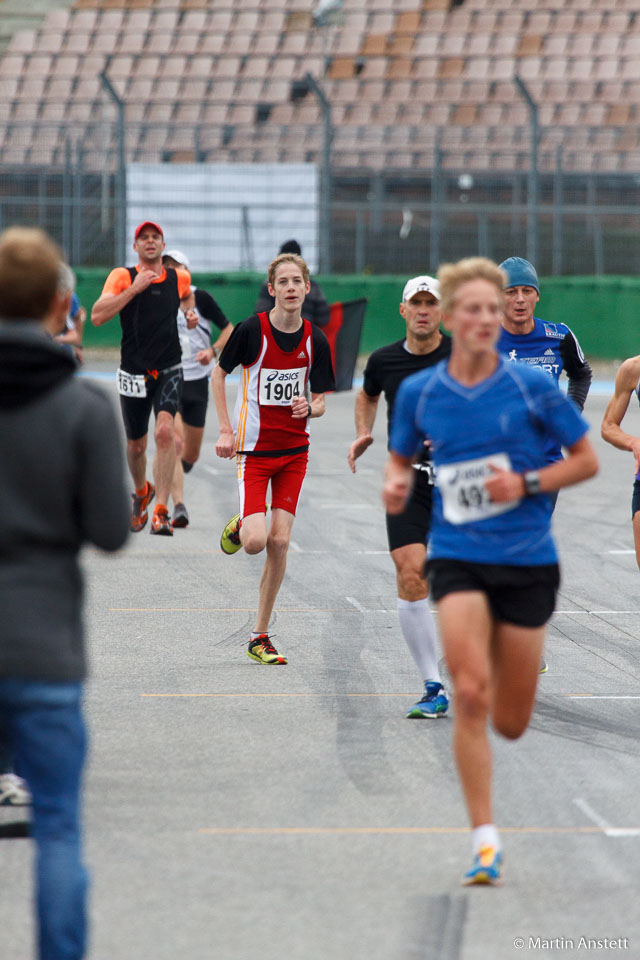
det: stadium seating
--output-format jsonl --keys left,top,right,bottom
{"left": 0, "top": 0, "right": 640, "bottom": 171}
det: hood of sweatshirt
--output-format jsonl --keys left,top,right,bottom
{"left": 0, "top": 322, "right": 76, "bottom": 409}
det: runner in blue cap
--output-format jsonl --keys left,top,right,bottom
{"left": 497, "top": 257, "right": 593, "bottom": 673}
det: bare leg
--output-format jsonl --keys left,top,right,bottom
{"left": 490, "top": 621, "right": 545, "bottom": 739}
{"left": 633, "top": 512, "right": 640, "bottom": 571}
{"left": 171, "top": 414, "right": 185, "bottom": 507}
{"left": 126, "top": 435, "right": 148, "bottom": 490}
{"left": 438, "top": 592, "right": 493, "bottom": 827}
{"left": 254, "top": 509, "right": 295, "bottom": 634}
{"left": 392, "top": 542, "right": 428, "bottom": 601}
{"left": 152, "top": 411, "right": 176, "bottom": 506}
{"left": 181, "top": 422, "right": 205, "bottom": 468}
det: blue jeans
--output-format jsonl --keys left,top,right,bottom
{"left": 0, "top": 679, "right": 88, "bottom": 960}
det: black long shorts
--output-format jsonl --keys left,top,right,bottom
{"left": 427, "top": 558, "right": 560, "bottom": 628}
{"left": 179, "top": 376, "right": 209, "bottom": 429}
{"left": 120, "top": 367, "right": 183, "bottom": 440}
{"left": 385, "top": 468, "right": 433, "bottom": 552}
{"left": 632, "top": 479, "right": 640, "bottom": 518}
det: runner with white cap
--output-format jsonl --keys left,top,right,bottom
{"left": 348, "top": 275, "right": 451, "bottom": 718}
{"left": 162, "top": 250, "right": 232, "bottom": 528}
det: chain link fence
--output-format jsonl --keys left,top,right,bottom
{"left": 2, "top": 111, "right": 640, "bottom": 273}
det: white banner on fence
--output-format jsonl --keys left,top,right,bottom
{"left": 126, "top": 163, "right": 319, "bottom": 273}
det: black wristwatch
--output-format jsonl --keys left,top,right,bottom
{"left": 307, "top": 402, "right": 313, "bottom": 418}
{"left": 523, "top": 470, "right": 541, "bottom": 496}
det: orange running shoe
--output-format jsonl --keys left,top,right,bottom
{"left": 131, "top": 482, "right": 155, "bottom": 532}
{"left": 150, "top": 506, "right": 173, "bottom": 536}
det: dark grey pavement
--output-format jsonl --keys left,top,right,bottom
{"left": 2, "top": 362, "right": 639, "bottom": 959}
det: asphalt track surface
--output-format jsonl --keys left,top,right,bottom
{"left": 2, "top": 360, "right": 639, "bottom": 960}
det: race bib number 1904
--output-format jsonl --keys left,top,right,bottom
{"left": 259, "top": 367, "right": 306, "bottom": 406}
{"left": 436, "top": 453, "right": 518, "bottom": 525}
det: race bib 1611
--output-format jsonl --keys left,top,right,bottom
{"left": 116, "top": 368, "right": 147, "bottom": 397}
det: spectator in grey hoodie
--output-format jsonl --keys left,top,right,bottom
{"left": 0, "top": 227, "right": 130, "bottom": 960}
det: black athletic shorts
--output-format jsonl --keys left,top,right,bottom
{"left": 179, "top": 376, "right": 209, "bottom": 429}
{"left": 632, "top": 479, "right": 640, "bottom": 518}
{"left": 386, "top": 467, "right": 433, "bottom": 552}
{"left": 426, "top": 558, "right": 560, "bottom": 628}
{"left": 120, "top": 366, "right": 183, "bottom": 441}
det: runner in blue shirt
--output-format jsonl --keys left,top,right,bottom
{"left": 385, "top": 257, "right": 598, "bottom": 886}
{"left": 497, "top": 257, "right": 592, "bottom": 465}
{"left": 497, "top": 257, "right": 592, "bottom": 674}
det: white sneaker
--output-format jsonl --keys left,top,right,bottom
{"left": 0, "top": 773, "right": 32, "bottom": 806}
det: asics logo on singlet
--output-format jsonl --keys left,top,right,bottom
{"left": 267, "top": 371, "right": 301, "bottom": 382}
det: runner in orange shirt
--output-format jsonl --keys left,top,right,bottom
{"left": 91, "top": 221, "right": 191, "bottom": 535}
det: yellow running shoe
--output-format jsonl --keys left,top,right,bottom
{"left": 220, "top": 513, "right": 242, "bottom": 554}
{"left": 247, "top": 635, "right": 288, "bottom": 665}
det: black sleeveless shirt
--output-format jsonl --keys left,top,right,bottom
{"left": 119, "top": 267, "right": 181, "bottom": 374}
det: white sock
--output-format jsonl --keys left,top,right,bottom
{"left": 251, "top": 631, "right": 268, "bottom": 640}
{"left": 472, "top": 823, "right": 501, "bottom": 855}
{"left": 397, "top": 597, "right": 441, "bottom": 684}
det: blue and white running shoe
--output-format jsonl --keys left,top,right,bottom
{"left": 406, "top": 681, "right": 449, "bottom": 719}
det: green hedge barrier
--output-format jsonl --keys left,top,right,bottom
{"left": 76, "top": 270, "right": 640, "bottom": 359}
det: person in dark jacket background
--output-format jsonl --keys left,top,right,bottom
{"left": 255, "top": 239, "right": 330, "bottom": 328}
{"left": 0, "top": 227, "right": 130, "bottom": 959}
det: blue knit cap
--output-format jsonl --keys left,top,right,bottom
{"left": 499, "top": 257, "right": 540, "bottom": 293}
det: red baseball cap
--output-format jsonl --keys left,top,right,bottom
{"left": 134, "top": 221, "right": 163, "bottom": 240}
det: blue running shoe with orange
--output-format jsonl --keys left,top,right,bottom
{"left": 407, "top": 681, "right": 449, "bottom": 719}
{"left": 463, "top": 846, "right": 503, "bottom": 886}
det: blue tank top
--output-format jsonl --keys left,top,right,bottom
{"left": 390, "top": 357, "right": 589, "bottom": 565}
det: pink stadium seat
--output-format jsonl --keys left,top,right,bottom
{"left": 440, "top": 33, "right": 466, "bottom": 56}
{"left": 9, "top": 31, "right": 37, "bottom": 54}
{"left": 45, "top": 8, "right": 72, "bottom": 30}
{"left": 91, "top": 32, "right": 118, "bottom": 54}
{"left": 134, "top": 56, "right": 161, "bottom": 78}
{"left": 543, "top": 35, "right": 568, "bottom": 56}
{"left": 159, "top": 55, "right": 187, "bottom": 79}
{"left": 198, "top": 32, "right": 226, "bottom": 54}
{"left": 491, "top": 35, "right": 517, "bottom": 56}
{"left": 568, "top": 35, "right": 593, "bottom": 57}
{"left": 621, "top": 58, "right": 640, "bottom": 81}
{"left": 36, "top": 32, "right": 64, "bottom": 54}
{"left": 467, "top": 34, "right": 491, "bottom": 56}
{"left": 184, "top": 55, "right": 212, "bottom": 77}
{"left": 100, "top": 11, "right": 125, "bottom": 33}
{"left": 412, "top": 35, "right": 439, "bottom": 57}
{"left": 180, "top": 10, "right": 208, "bottom": 32}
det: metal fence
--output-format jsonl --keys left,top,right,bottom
{"left": 2, "top": 114, "right": 640, "bottom": 274}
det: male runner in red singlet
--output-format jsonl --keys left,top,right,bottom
{"left": 212, "top": 253, "right": 335, "bottom": 664}
{"left": 91, "top": 222, "right": 191, "bottom": 536}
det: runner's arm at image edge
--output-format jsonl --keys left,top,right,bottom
{"left": 348, "top": 388, "right": 380, "bottom": 472}
{"left": 211, "top": 364, "right": 236, "bottom": 459}
{"left": 601, "top": 357, "right": 640, "bottom": 470}
{"left": 560, "top": 330, "right": 593, "bottom": 411}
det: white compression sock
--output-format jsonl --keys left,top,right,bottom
{"left": 472, "top": 823, "right": 501, "bottom": 855}
{"left": 397, "top": 597, "right": 441, "bottom": 684}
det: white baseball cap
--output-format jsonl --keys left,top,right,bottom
{"left": 402, "top": 275, "right": 440, "bottom": 302}
{"left": 163, "top": 249, "right": 190, "bottom": 269}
